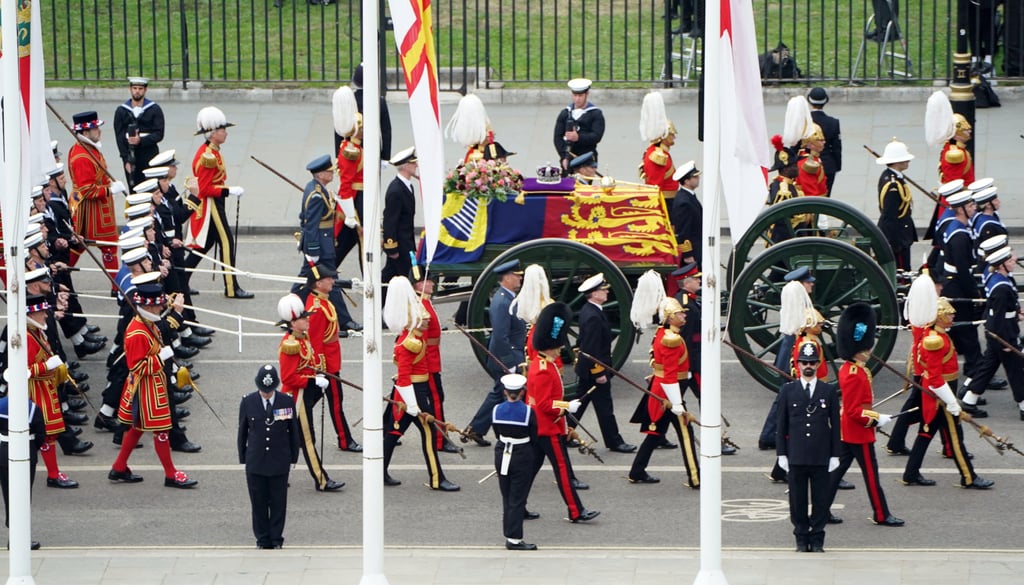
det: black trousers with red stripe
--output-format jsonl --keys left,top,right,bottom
{"left": 828, "top": 441, "right": 892, "bottom": 523}
{"left": 324, "top": 378, "right": 356, "bottom": 450}
{"left": 530, "top": 435, "right": 584, "bottom": 521}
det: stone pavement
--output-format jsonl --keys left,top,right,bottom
{"left": 5, "top": 547, "right": 1023, "bottom": 585}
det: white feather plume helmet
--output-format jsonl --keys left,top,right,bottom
{"left": 332, "top": 86, "right": 360, "bottom": 137}
{"left": 444, "top": 94, "right": 490, "bottom": 148}
{"left": 639, "top": 92, "right": 671, "bottom": 143}
{"left": 383, "top": 276, "right": 424, "bottom": 331}
{"left": 276, "top": 293, "right": 307, "bottom": 324}
{"left": 195, "top": 106, "right": 232, "bottom": 135}
{"left": 510, "top": 264, "right": 552, "bottom": 325}
{"left": 778, "top": 280, "right": 814, "bottom": 336}
{"left": 904, "top": 271, "right": 939, "bottom": 327}
{"left": 782, "top": 95, "right": 814, "bottom": 148}
{"left": 630, "top": 270, "right": 665, "bottom": 330}
{"left": 925, "top": 91, "right": 955, "bottom": 148}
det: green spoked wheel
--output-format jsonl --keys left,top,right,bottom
{"left": 466, "top": 239, "right": 634, "bottom": 394}
{"left": 727, "top": 197, "right": 897, "bottom": 288}
{"left": 726, "top": 237, "right": 898, "bottom": 392}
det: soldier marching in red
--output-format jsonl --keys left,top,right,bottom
{"left": 332, "top": 86, "right": 364, "bottom": 268}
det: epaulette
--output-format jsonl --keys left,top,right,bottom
{"left": 280, "top": 336, "right": 301, "bottom": 355}
{"left": 402, "top": 333, "right": 423, "bottom": 353}
{"left": 661, "top": 330, "right": 683, "bottom": 348}
{"left": 342, "top": 143, "right": 360, "bottom": 161}
{"left": 383, "top": 238, "right": 398, "bottom": 250}
{"left": 922, "top": 332, "right": 944, "bottom": 351}
{"left": 678, "top": 239, "right": 693, "bottom": 254}
{"left": 800, "top": 157, "right": 821, "bottom": 175}
{"left": 945, "top": 144, "right": 965, "bottom": 165}
{"left": 849, "top": 363, "right": 859, "bottom": 374}
{"left": 647, "top": 146, "right": 668, "bottom": 167}
{"left": 200, "top": 149, "right": 218, "bottom": 169}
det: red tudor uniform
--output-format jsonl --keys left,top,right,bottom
{"left": 27, "top": 322, "right": 74, "bottom": 486}
{"left": 938, "top": 141, "right": 974, "bottom": 185}
{"left": 796, "top": 150, "right": 828, "bottom": 197}
{"left": 118, "top": 317, "right": 173, "bottom": 431}
{"left": 278, "top": 330, "right": 336, "bottom": 490}
{"left": 67, "top": 141, "right": 118, "bottom": 272}
{"left": 640, "top": 143, "right": 679, "bottom": 198}
{"left": 305, "top": 291, "right": 357, "bottom": 450}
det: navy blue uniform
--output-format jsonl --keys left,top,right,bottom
{"left": 469, "top": 286, "right": 526, "bottom": 437}
{"left": 492, "top": 399, "right": 537, "bottom": 541}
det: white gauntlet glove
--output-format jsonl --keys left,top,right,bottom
{"left": 109, "top": 181, "right": 126, "bottom": 195}
{"left": 778, "top": 455, "right": 789, "bottom": 472}
{"left": 931, "top": 382, "right": 961, "bottom": 417}
{"left": 314, "top": 375, "right": 330, "bottom": 390}
{"left": 567, "top": 399, "right": 582, "bottom": 414}
{"left": 45, "top": 355, "right": 64, "bottom": 371}
{"left": 158, "top": 346, "right": 174, "bottom": 361}
{"left": 395, "top": 384, "right": 420, "bottom": 416}
{"left": 828, "top": 457, "right": 840, "bottom": 473}
{"left": 670, "top": 403, "right": 686, "bottom": 416}
{"left": 228, "top": 186, "right": 245, "bottom": 197}
{"left": 876, "top": 414, "right": 894, "bottom": 428}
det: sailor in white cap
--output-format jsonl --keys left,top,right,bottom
{"left": 875, "top": 138, "right": 916, "bottom": 270}
{"left": 939, "top": 188, "right": 985, "bottom": 388}
{"left": 554, "top": 78, "right": 605, "bottom": 175}
{"left": 381, "top": 147, "right": 419, "bottom": 302}
{"left": 113, "top": 76, "right": 164, "bottom": 189}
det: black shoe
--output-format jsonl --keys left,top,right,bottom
{"left": 721, "top": 442, "right": 737, "bottom": 456}
{"left": 109, "top": 468, "right": 144, "bottom": 483}
{"left": 565, "top": 438, "right": 581, "bottom": 448}
{"left": 94, "top": 412, "right": 120, "bottom": 432}
{"left": 610, "top": 443, "right": 637, "bottom": 453}
{"left": 657, "top": 439, "right": 678, "bottom": 449}
{"left": 796, "top": 542, "right": 809, "bottom": 552}
{"left": 227, "top": 288, "right": 255, "bottom": 299}
{"left": 70, "top": 370, "right": 89, "bottom": 383}
{"left": 175, "top": 407, "right": 191, "bottom": 419}
{"left": 810, "top": 544, "right": 825, "bottom": 553}
{"left": 172, "top": 441, "right": 202, "bottom": 453}
{"left": 837, "top": 479, "right": 855, "bottom": 490}
{"left": 343, "top": 320, "right": 363, "bottom": 332}
{"left": 874, "top": 515, "right": 905, "bottom": 527}
{"left": 384, "top": 474, "right": 402, "bottom": 486}
{"left": 338, "top": 330, "right": 349, "bottom": 339}
{"left": 77, "top": 382, "right": 91, "bottom": 393}
{"left": 61, "top": 439, "right": 93, "bottom": 456}
{"left": 174, "top": 345, "right": 200, "bottom": 359}
{"left": 977, "top": 397, "right": 988, "bottom": 406}
{"left": 827, "top": 514, "right": 843, "bottom": 524}
{"left": 46, "top": 473, "right": 79, "bottom": 489}
{"left": 342, "top": 441, "right": 363, "bottom": 452}
{"left": 70, "top": 426, "right": 82, "bottom": 436}
{"left": 191, "top": 326, "right": 216, "bottom": 337}
{"left": 758, "top": 440, "right": 775, "bottom": 451}
{"left": 885, "top": 446, "right": 911, "bottom": 456}
{"left": 317, "top": 479, "right": 345, "bottom": 491}
{"left": 31, "top": 541, "right": 40, "bottom": 550}
{"left": 64, "top": 411, "right": 89, "bottom": 426}
{"left": 902, "top": 475, "right": 936, "bottom": 486}
{"left": 1019, "top": 409, "right": 1024, "bottom": 421}
{"left": 987, "top": 377, "right": 1008, "bottom": 390}
{"left": 570, "top": 509, "right": 600, "bottom": 523}
{"left": 628, "top": 473, "right": 661, "bottom": 484}
{"left": 523, "top": 510, "right": 540, "bottom": 520}
{"left": 74, "top": 340, "right": 105, "bottom": 358}
{"left": 962, "top": 477, "right": 994, "bottom": 489}
{"left": 433, "top": 479, "right": 460, "bottom": 492}
{"left": 171, "top": 391, "right": 193, "bottom": 405}
{"left": 181, "top": 335, "right": 211, "bottom": 348}
{"left": 473, "top": 436, "right": 491, "bottom": 447}
{"left": 67, "top": 398, "right": 88, "bottom": 412}
{"left": 570, "top": 478, "right": 589, "bottom": 491}
{"left": 943, "top": 450, "right": 974, "bottom": 460}
{"left": 505, "top": 540, "right": 537, "bottom": 551}
{"left": 84, "top": 333, "right": 108, "bottom": 344}
{"left": 189, "top": 288, "right": 200, "bottom": 296}
{"left": 85, "top": 325, "right": 101, "bottom": 335}
{"left": 440, "top": 441, "right": 461, "bottom": 454}
{"left": 164, "top": 473, "right": 198, "bottom": 489}
{"left": 961, "top": 403, "right": 988, "bottom": 418}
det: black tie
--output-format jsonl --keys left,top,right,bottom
{"left": 805, "top": 383, "right": 812, "bottom": 398}
{"left": 265, "top": 399, "right": 273, "bottom": 419}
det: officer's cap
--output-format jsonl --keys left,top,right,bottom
{"left": 672, "top": 160, "right": 700, "bottom": 182}
{"left": 569, "top": 152, "right": 597, "bottom": 170}
{"left": 578, "top": 273, "right": 610, "bottom": 294}
{"left": 306, "top": 154, "right": 335, "bottom": 174}
{"left": 784, "top": 266, "right": 815, "bottom": 283}
{"left": 671, "top": 262, "right": 701, "bottom": 281}
{"left": 389, "top": 147, "right": 417, "bottom": 167}
{"left": 493, "top": 259, "right": 523, "bottom": 276}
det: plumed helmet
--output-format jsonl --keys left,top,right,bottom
{"left": 532, "top": 302, "right": 572, "bottom": 352}
{"left": 836, "top": 302, "right": 876, "bottom": 360}
{"left": 779, "top": 280, "right": 814, "bottom": 336}
{"left": 801, "top": 123, "right": 825, "bottom": 145}
{"left": 510, "top": 264, "right": 552, "bottom": 325}
{"left": 953, "top": 113, "right": 972, "bottom": 134}
{"left": 782, "top": 95, "right": 815, "bottom": 148}
{"left": 658, "top": 296, "right": 686, "bottom": 324}
{"left": 332, "top": 85, "right": 361, "bottom": 138}
{"left": 195, "top": 106, "right": 234, "bottom": 135}
{"left": 630, "top": 270, "right": 666, "bottom": 330}
{"left": 924, "top": 91, "right": 955, "bottom": 148}
{"left": 639, "top": 92, "right": 673, "bottom": 143}
{"left": 904, "top": 272, "right": 938, "bottom": 328}
{"left": 276, "top": 293, "right": 309, "bottom": 325}
{"left": 770, "top": 134, "right": 796, "bottom": 172}
{"left": 444, "top": 94, "right": 491, "bottom": 148}
{"left": 936, "top": 297, "right": 955, "bottom": 317}
{"left": 383, "top": 276, "right": 424, "bottom": 331}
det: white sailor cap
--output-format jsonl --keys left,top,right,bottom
{"left": 122, "top": 247, "right": 150, "bottom": 265}
{"left": 978, "top": 234, "right": 1008, "bottom": 255}
{"left": 125, "top": 193, "right": 153, "bottom": 206}
{"left": 967, "top": 178, "right": 994, "bottom": 192}
{"left": 119, "top": 235, "right": 146, "bottom": 251}
{"left": 578, "top": 273, "right": 610, "bottom": 294}
{"left": 125, "top": 204, "right": 152, "bottom": 219}
{"left": 946, "top": 190, "right": 974, "bottom": 208}
{"left": 567, "top": 78, "right": 592, "bottom": 93}
{"left": 143, "top": 166, "right": 170, "bottom": 179}
{"left": 130, "top": 271, "right": 162, "bottom": 285}
{"left": 972, "top": 186, "right": 998, "bottom": 205}
{"left": 126, "top": 216, "right": 153, "bottom": 230}
{"left": 133, "top": 178, "right": 160, "bottom": 194}
{"left": 986, "top": 247, "right": 1013, "bottom": 266}
{"left": 936, "top": 179, "right": 964, "bottom": 197}
{"left": 128, "top": 76, "right": 149, "bottom": 86}
{"left": 148, "top": 150, "right": 178, "bottom": 167}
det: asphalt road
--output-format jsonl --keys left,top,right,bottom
{"left": 28, "top": 235, "right": 1024, "bottom": 552}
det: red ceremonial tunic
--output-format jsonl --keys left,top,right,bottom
{"left": 422, "top": 297, "right": 442, "bottom": 374}
{"left": 306, "top": 292, "right": 341, "bottom": 373}
{"left": 917, "top": 325, "right": 958, "bottom": 424}
{"left": 838, "top": 360, "right": 877, "bottom": 444}
{"left": 645, "top": 325, "right": 689, "bottom": 432}
{"left": 335, "top": 138, "right": 364, "bottom": 238}
{"left": 640, "top": 143, "right": 679, "bottom": 197}
{"left": 27, "top": 327, "right": 66, "bottom": 437}
{"left": 188, "top": 142, "right": 228, "bottom": 246}
{"left": 68, "top": 142, "right": 118, "bottom": 241}
{"left": 118, "top": 317, "right": 172, "bottom": 431}
{"left": 278, "top": 332, "right": 320, "bottom": 401}
{"left": 796, "top": 151, "right": 828, "bottom": 197}
{"left": 525, "top": 352, "right": 567, "bottom": 437}
{"left": 390, "top": 328, "right": 429, "bottom": 420}
{"left": 938, "top": 141, "right": 974, "bottom": 185}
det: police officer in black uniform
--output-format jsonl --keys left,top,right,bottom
{"left": 238, "top": 364, "right": 301, "bottom": 550}
{"left": 491, "top": 373, "right": 539, "bottom": 551}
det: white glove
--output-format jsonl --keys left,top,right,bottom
{"left": 344, "top": 216, "right": 359, "bottom": 229}
{"left": 45, "top": 355, "right": 64, "bottom": 371}
{"left": 661, "top": 382, "right": 683, "bottom": 407}
{"left": 778, "top": 455, "right": 789, "bottom": 472}
{"left": 395, "top": 384, "right": 420, "bottom": 417}
{"left": 670, "top": 403, "right": 685, "bottom": 416}
{"left": 351, "top": 276, "right": 363, "bottom": 290}
{"left": 828, "top": 457, "right": 840, "bottom": 473}
{"left": 158, "top": 346, "right": 174, "bottom": 361}
{"left": 109, "top": 181, "right": 126, "bottom": 195}
{"left": 228, "top": 186, "right": 245, "bottom": 197}
{"left": 817, "top": 214, "right": 830, "bottom": 231}
{"left": 314, "top": 375, "right": 329, "bottom": 389}
{"left": 567, "top": 399, "right": 582, "bottom": 414}
{"left": 339, "top": 197, "right": 359, "bottom": 227}
{"left": 876, "top": 414, "right": 894, "bottom": 428}
{"left": 931, "top": 382, "right": 961, "bottom": 417}
{"left": 380, "top": 160, "right": 391, "bottom": 171}
{"left": 506, "top": 368, "right": 516, "bottom": 374}
{"left": 304, "top": 254, "right": 319, "bottom": 264}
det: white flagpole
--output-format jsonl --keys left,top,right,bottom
{"left": 3, "top": 0, "right": 36, "bottom": 582}
{"left": 359, "top": 1, "right": 389, "bottom": 583}
{"left": 694, "top": 0, "right": 728, "bottom": 584}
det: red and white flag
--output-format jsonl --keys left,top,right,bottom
{"left": 718, "top": 0, "right": 770, "bottom": 241}
{"left": 388, "top": 0, "right": 444, "bottom": 264}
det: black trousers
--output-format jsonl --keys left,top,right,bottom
{"left": 383, "top": 382, "right": 446, "bottom": 488}
{"left": 788, "top": 464, "right": 830, "bottom": 548}
{"left": 903, "top": 405, "right": 977, "bottom": 485}
{"left": 184, "top": 197, "right": 242, "bottom": 296}
{"left": 334, "top": 191, "right": 363, "bottom": 270}
{"left": 530, "top": 435, "right": 584, "bottom": 520}
{"left": 570, "top": 373, "right": 625, "bottom": 448}
{"left": 828, "top": 442, "right": 891, "bottom": 523}
{"left": 469, "top": 370, "right": 506, "bottom": 437}
{"left": 495, "top": 444, "right": 535, "bottom": 540}
{"left": 964, "top": 337, "right": 1024, "bottom": 403}
{"left": 246, "top": 472, "right": 289, "bottom": 548}
{"left": 629, "top": 411, "right": 699, "bottom": 487}
{"left": 294, "top": 384, "right": 333, "bottom": 490}
{"left": 324, "top": 378, "right": 356, "bottom": 450}
{"left": 887, "top": 379, "right": 954, "bottom": 457}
